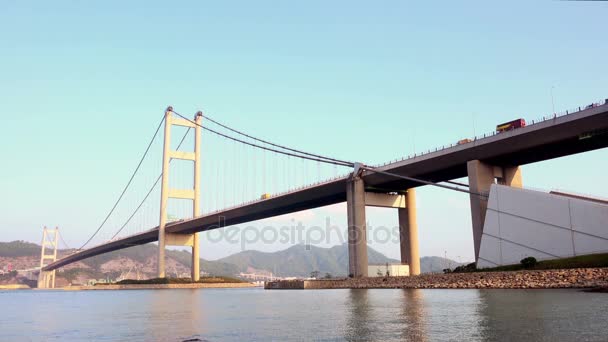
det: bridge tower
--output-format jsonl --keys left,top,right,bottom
{"left": 38, "top": 226, "right": 58, "bottom": 289}
{"left": 158, "top": 107, "right": 202, "bottom": 280}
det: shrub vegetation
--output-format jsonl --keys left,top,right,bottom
{"left": 451, "top": 253, "right": 608, "bottom": 273}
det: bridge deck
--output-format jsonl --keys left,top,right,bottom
{"left": 43, "top": 102, "right": 608, "bottom": 271}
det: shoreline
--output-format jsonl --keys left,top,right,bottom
{"left": 62, "top": 282, "right": 258, "bottom": 291}
{"left": 0, "top": 284, "right": 30, "bottom": 290}
{"left": 265, "top": 268, "right": 608, "bottom": 290}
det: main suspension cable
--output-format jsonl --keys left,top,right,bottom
{"left": 200, "top": 111, "right": 354, "bottom": 165}
{"left": 361, "top": 166, "right": 487, "bottom": 197}
{"left": 78, "top": 115, "right": 166, "bottom": 250}
{"left": 172, "top": 110, "right": 354, "bottom": 167}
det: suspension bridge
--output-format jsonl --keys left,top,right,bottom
{"left": 37, "top": 99, "right": 608, "bottom": 288}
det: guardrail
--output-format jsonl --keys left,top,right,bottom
{"left": 373, "top": 98, "right": 608, "bottom": 168}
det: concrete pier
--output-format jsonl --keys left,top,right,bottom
{"left": 467, "top": 160, "right": 522, "bottom": 260}
{"left": 346, "top": 175, "right": 368, "bottom": 277}
{"left": 398, "top": 188, "right": 420, "bottom": 275}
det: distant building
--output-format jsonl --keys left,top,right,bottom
{"left": 368, "top": 264, "right": 409, "bottom": 277}
{"left": 239, "top": 272, "right": 277, "bottom": 281}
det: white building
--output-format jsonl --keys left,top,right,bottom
{"left": 368, "top": 264, "right": 409, "bottom": 277}
{"left": 478, "top": 184, "right": 608, "bottom": 268}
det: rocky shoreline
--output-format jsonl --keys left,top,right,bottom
{"left": 265, "top": 268, "right": 608, "bottom": 290}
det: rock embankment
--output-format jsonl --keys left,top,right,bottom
{"left": 265, "top": 268, "right": 608, "bottom": 290}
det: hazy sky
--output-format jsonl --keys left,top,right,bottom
{"left": 1, "top": 1, "right": 607, "bottom": 263}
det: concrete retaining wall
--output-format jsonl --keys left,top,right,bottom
{"left": 479, "top": 185, "right": 608, "bottom": 267}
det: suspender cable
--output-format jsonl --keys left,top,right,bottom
{"left": 78, "top": 115, "right": 165, "bottom": 250}
{"left": 109, "top": 128, "right": 192, "bottom": 241}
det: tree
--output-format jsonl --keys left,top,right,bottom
{"left": 520, "top": 257, "right": 537, "bottom": 269}
{"left": 324, "top": 273, "right": 332, "bottom": 279}
{"left": 310, "top": 270, "right": 320, "bottom": 279}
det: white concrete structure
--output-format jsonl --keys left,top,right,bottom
{"left": 478, "top": 184, "right": 608, "bottom": 268}
{"left": 368, "top": 264, "right": 410, "bottom": 277}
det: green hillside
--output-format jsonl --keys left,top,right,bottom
{"left": 0, "top": 241, "right": 41, "bottom": 257}
{"left": 420, "top": 256, "right": 465, "bottom": 273}
{"left": 74, "top": 243, "right": 240, "bottom": 276}
{"left": 0, "top": 240, "right": 461, "bottom": 277}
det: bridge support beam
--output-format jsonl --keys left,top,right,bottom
{"left": 38, "top": 271, "right": 56, "bottom": 289}
{"left": 347, "top": 175, "right": 368, "bottom": 277}
{"left": 467, "top": 160, "right": 522, "bottom": 261}
{"left": 158, "top": 108, "right": 202, "bottom": 280}
{"left": 398, "top": 188, "right": 420, "bottom": 276}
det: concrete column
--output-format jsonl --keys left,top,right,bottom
{"left": 467, "top": 160, "right": 522, "bottom": 261}
{"left": 346, "top": 175, "right": 368, "bottom": 277}
{"left": 398, "top": 188, "right": 420, "bottom": 276}
{"left": 191, "top": 112, "right": 202, "bottom": 281}
{"left": 158, "top": 107, "right": 172, "bottom": 278}
{"left": 503, "top": 166, "right": 523, "bottom": 188}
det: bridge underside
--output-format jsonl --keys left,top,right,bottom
{"left": 43, "top": 103, "right": 608, "bottom": 272}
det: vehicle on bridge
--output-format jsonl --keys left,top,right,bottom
{"left": 586, "top": 102, "right": 603, "bottom": 109}
{"left": 260, "top": 193, "right": 271, "bottom": 200}
{"left": 496, "top": 118, "right": 526, "bottom": 133}
{"left": 457, "top": 138, "right": 472, "bottom": 145}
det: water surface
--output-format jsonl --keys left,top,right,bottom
{"left": 1, "top": 288, "right": 607, "bottom": 341}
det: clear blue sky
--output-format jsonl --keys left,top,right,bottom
{"left": 1, "top": 1, "right": 607, "bottom": 262}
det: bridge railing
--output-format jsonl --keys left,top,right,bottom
{"left": 202, "top": 172, "right": 352, "bottom": 216}
{"left": 373, "top": 98, "right": 608, "bottom": 168}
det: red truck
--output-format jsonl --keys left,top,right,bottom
{"left": 496, "top": 118, "right": 526, "bottom": 133}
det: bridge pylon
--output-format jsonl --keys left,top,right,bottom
{"left": 158, "top": 107, "right": 202, "bottom": 280}
{"left": 38, "top": 226, "right": 58, "bottom": 289}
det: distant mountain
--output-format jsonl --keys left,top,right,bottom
{"left": 217, "top": 243, "right": 398, "bottom": 277}
{"left": 0, "top": 241, "right": 239, "bottom": 283}
{"left": 0, "top": 240, "right": 464, "bottom": 283}
{"left": 420, "top": 256, "right": 465, "bottom": 274}
{"left": 0, "top": 241, "right": 41, "bottom": 257}
{"left": 216, "top": 243, "right": 465, "bottom": 277}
